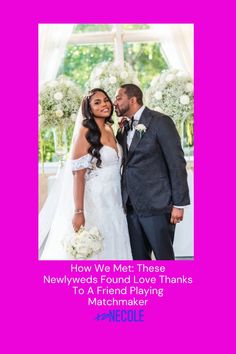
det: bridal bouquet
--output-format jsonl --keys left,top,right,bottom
{"left": 145, "top": 69, "right": 194, "bottom": 125}
{"left": 65, "top": 226, "right": 103, "bottom": 260}
{"left": 39, "top": 75, "right": 81, "bottom": 129}
{"left": 86, "top": 61, "right": 140, "bottom": 98}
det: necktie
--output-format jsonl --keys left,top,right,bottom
{"left": 124, "top": 117, "right": 134, "bottom": 133}
{"left": 130, "top": 116, "right": 134, "bottom": 130}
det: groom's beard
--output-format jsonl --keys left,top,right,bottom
{"left": 114, "top": 103, "right": 130, "bottom": 117}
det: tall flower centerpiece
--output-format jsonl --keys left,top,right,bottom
{"left": 86, "top": 61, "right": 140, "bottom": 100}
{"left": 39, "top": 75, "right": 81, "bottom": 165}
{"left": 145, "top": 69, "right": 194, "bottom": 150}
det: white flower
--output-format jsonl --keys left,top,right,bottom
{"left": 109, "top": 76, "right": 117, "bottom": 84}
{"left": 95, "top": 67, "right": 103, "bottom": 76}
{"left": 154, "top": 91, "right": 162, "bottom": 100}
{"left": 103, "top": 78, "right": 109, "bottom": 87}
{"left": 120, "top": 71, "right": 128, "bottom": 79}
{"left": 94, "top": 79, "right": 101, "bottom": 87}
{"left": 54, "top": 92, "right": 63, "bottom": 101}
{"left": 39, "top": 75, "right": 81, "bottom": 129}
{"left": 151, "top": 77, "right": 158, "bottom": 87}
{"left": 176, "top": 71, "right": 187, "bottom": 78}
{"left": 92, "top": 241, "right": 102, "bottom": 253}
{"left": 180, "top": 95, "right": 190, "bottom": 105}
{"left": 70, "top": 113, "right": 77, "bottom": 122}
{"left": 65, "top": 226, "right": 103, "bottom": 260}
{"left": 86, "top": 61, "right": 140, "bottom": 99}
{"left": 159, "top": 75, "right": 165, "bottom": 84}
{"left": 185, "top": 83, "right": 193, "bottom": 92}
{"left": 89, "top": 227, "right": 100, "bottom": 238}
{"left": 136, "top": 124, "right": 147, "bottom": 135}
{"left": 64, "top": 80, "right": 72, "bottom": 87}
{"left": 154, "top": 106, "right": 164, "bottom": 113}
{"left": 145, "top": 69, "right": 193, "bottom": 125}
{"left": 55, "top": 109, "right": 64, "bottom": 118}
{"left": 165, "top": 74, "right": 174, "bottom": 82}
{"left": 39, "top": 115, "right": 45, "bottom": 125}
{"left": 48, "top": 80, "right": 58, "bottom": 88}
{"left": 39, "top": 104, "right": 42, "bottom": 115}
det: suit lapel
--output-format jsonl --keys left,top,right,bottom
{"left": 122, "top": 130, "right": 128, "bottom": 162}
{"left": 117, "top": 127, "right": 128, "bottom": 163}
{"left": 127, "top": 107, "right": 152, "bottom": 162}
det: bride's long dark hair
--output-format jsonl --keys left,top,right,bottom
{"left": 82, "top": 88, "right": 114, "bottom": 167}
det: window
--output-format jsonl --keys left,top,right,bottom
{"left": 124, "top": 42, "right": 167, "bottom": 89}
{"left": 74, "top": 24, "right": 113, "bottom": 32}
{"left": 59, "top": 44, "right": 114, "bottom": 90}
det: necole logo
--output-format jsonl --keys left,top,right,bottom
{"left": 96, "top": 309, "right": 144, "bottom": 322}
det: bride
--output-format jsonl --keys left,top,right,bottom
{"left": 41, "top": 88, "right": 132, "bottom": 260}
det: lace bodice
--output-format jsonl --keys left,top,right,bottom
{"left": 71, "top": 144, "right": 122, "bottom": 172}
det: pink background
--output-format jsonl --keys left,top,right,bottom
{"left": 1, "top": 0, "right": 235, "bottom": 352}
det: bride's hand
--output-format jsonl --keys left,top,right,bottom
{"left": 72, "top": 213, "right": 85, "bottom": 232}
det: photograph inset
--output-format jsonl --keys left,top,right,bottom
{"left": 39, "top": 24, "right": 194, "bottom": 260}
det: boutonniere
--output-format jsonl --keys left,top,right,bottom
{"left": 135, "top": 124, "right": 147, "bottom": 137}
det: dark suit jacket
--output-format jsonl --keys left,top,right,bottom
{"left": 116, "top": 107, "right": 190, "bottom": 216}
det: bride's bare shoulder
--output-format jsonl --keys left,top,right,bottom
{"left": 77, "top": 125, "right": 89, "bottom": 136}
{"left": 72, "top": 126, "right": 90, "bottom": 159}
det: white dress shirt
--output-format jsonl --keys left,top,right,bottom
{"left": 127, "top": 105, "right": 145, "bottom": 148}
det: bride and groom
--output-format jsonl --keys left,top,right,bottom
{"left": 41, "top": 84, "right": 190, "bottom": 260}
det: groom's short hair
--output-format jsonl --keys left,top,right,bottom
{"left": 120, "top": 84, "right": 143, "bottom": 105}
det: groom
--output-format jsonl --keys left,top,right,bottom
{"left": 115, "top": 84, "right": 190, "bottom": 260}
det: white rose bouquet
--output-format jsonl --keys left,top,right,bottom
{"left": 86, "top": 61, "right": 140, "bottom": 98}
{"left": 145, "top": 69, "right": 194, "bottom": 125}
{"left": 39, "top": 75, "right": 81, "bottom": 129}
{"left": 65, "top": 226, "right": 103, "bottom": 260}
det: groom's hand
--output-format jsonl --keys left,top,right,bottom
{"left": 170, "top": 207, "right": 184, "bottom": 224}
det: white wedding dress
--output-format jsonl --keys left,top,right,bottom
{"left": 41, "top": 143, "right": 132, "bottom": 260}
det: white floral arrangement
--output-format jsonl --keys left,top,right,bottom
{"left": 86, "top": 61, "right": 140, "bottom": 98}
{"left": 39, "top": 75, "right": 81, "bottom": 129}
{"left": 145, "top": 69, "right": 194, "bottom": 125}
{"left": 65, "top": 226, "right": 103, "bottom": 260}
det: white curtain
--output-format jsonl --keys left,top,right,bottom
{"left": 39, "top": 24, "right": 74, "bottom": 252}
{"left": 39, "top": 24, "right": 74, "bottom": 85}
{"left": 152, "top": 24, "right": 194, "bottom": 77}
